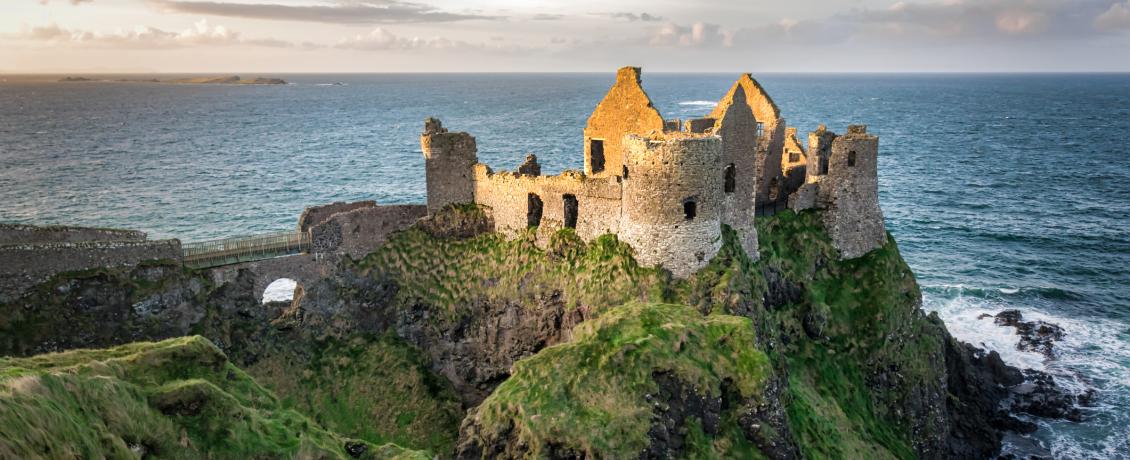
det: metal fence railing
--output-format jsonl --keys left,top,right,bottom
{"left": 182, "top": 231, "right": 310, "bottom": 268}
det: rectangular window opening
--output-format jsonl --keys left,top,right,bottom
{"left": 563, "top": 194, "right": 579, "bottom": 229}
{"left": 590, "top": 140, "right": 605, "bottom": 174}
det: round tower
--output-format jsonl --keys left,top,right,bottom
{"left": 619, "top": 133, "right": 723, "bottom": 278}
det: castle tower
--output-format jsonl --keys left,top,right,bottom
{"left": 806, "top": 124, "right": 836, "bottom": 183}
{"left": 420, "top": 118, "right": 478, "bottom": 215}
{"left": 710, "top": 83, "right": 759, "bottom": 259}
{"left": 710, "top": 74, "right": 786, "bottom": 206}
{"left": 583, "top": 67, "right": 665, "bottom": 178}
{"left": 620, "top": 134, "right": 724, "bottom": 278}
{"left": 781, "top": 127, "right": 808, "bottom": 196}
{"left": 818, "top": 125, "right": 886, "bottom": 258}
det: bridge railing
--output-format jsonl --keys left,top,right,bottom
{"left": 182, "top": 231, "right": 310, "bottom": 268}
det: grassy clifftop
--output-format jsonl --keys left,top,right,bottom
{"left": 0, "top": 336, "right": 428, "bottom": 459}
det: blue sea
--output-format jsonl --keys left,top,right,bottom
{"left": 1, "top": 73, "right": 1128, "bottom": 458}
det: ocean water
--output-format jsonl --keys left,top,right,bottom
{"left": 1, "top": 73, "right": 1128, "bottom": 457}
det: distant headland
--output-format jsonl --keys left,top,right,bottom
{"left": 58, "top": 75, "right": 287, "bottom": 85}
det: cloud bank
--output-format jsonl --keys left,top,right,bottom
{"left": 146, "top": 0, "right": 501, "bottom": 24}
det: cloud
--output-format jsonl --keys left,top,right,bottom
{"left": 334, "top": 27, "right": 543, "bottom": 53}
{"left": 16, "top": 19, "right": 295, "bottom": 48}
{"left": 1096, "top": 1, "right": 1130, "bottom": 30}
{"left": 602, "top": 12, "right": 663, "bottom": 22}
{"left": 648, "top": 22, "right": 731, "bottom": 47}
{"left": 840, "top": 0, "right": 1117, "bottom": 41}
{"left": 38, "top": 0, "right": 93, "bottom": 5}
{"left": 531, "top": 14, "right": 564, "bottom": 21}
{"left": 147, "top": 0, "right": 501, "bottom": 25}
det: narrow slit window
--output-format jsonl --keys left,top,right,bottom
{"left": 820, "top": 156, "right": 829, "bottom": 175}
{"left": 724, "top": 163, "right": 736, "bottom": 193}
{"left": 590, "top": 140, "right": 605, "bottom": 174}
{"left": 527, "top": 193, "right": 543, "bottom": 227}
{"left": 848, "top": 151, "right": 857, "bottom": 167}
{"left": 622, "top": 165, "right": 629, "bottom": 179}
{"left": 563, "top": 194, "right": 578, "bottom": 229}
{"left": 756, "top": 122, "right": 764, "bottom": 137}
{"left": 683, "top": 200, "right": 697, "bottom": 220}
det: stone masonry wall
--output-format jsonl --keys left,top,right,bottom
{"left": 421, "top": 118, "right": 479, "bottom": 214}
{"left": 711, "top": 83, "right": 760, "bottom": 259}
{"left": 583, "top": 67, "right": 665, "bottom": 178}
{"left": 818, "top": 125, "right": 886, "bottom": 259}
{"left": 0, "top": 239, "right": 182, "bottom": 302}
{"left": 0, "top": 223, "right": 147, "bottom": 245}
{"left": 710, "top": 74, "right": 785, "bottom": 206}
{"left": 297, "top": 200, "right": 377, "bottom": 233}
{"left": 473, "top": 165, "right": 622, "bottom": 245}
{"left": 309, "top": 204, "right": 427, "bottom": 259}
{"left": 782, "top": 127, "right": 808, "bottom": 197}
{"left": 620, "top": 134, "right": 723, "bottom": 278}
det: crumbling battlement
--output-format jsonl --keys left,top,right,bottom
{"left": 421, "top": 118, "right": 479, "bottom": 215}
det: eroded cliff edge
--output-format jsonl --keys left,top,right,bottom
{"left": 0, "top": 207, "right": 1057, "bottom": 458}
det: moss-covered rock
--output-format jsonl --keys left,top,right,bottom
{"left": 0, "top": 336, "right": 429, "bottom": 459}
{"left": 457, "top": 302, "right": 783, "bottom": 459}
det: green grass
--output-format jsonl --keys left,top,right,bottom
{"left": 0, "top": 336, "right": 430, "bottom": 460}
{"left": 246, "top": 333, "right": 464, "bottom": 455}
{"left": 466, "top": 302, "right": 772, "bottom": 458}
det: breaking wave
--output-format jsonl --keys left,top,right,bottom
{"left": 923, "top": 284, "right": 1130, "bottom": 458}
{"left": 677, "top": 100, "right": 716, "bottom": 107}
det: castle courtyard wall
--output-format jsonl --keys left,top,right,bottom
{"left": 309, "top": 204, "right": 427, "bottom": 259}
{"left": 0, "top": 223, "right": 147, "bottom": 245}
{"left": 298, "top": 200, "right": 377, "bottom": 233}
{"left": 472, "top": 165, "right": 622, "bottom": 243}
{"left": 0, "top": 239, "right": 183, "bottom": 302}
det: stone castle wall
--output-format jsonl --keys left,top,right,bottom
{"left": 472, "top": 165, "right": 622, "bottom": 244}
{"left": 0, "top": 239, "right": 182, "bottom": 302}
{"left": 781, "top": 127, "right": 807, "bottom": 196}
{"left": 711, "top": 84, "right": 760, "bottom": 258}
{"left": 819, "top": 126, "right": 886, "bottom": 259}
{"left": 298, "top": 200, "right": 376, "bottom": 233}
{"left": 710, "top": 74, "right": 785, "bottom": 207}
{"left": 309, "top": 204, "right": 427, "bottom": 259}
{"left": 583, "top": 67, "right": 665, "bottom": 177}
{"left": 620, "top": 134, "right": 723, "bottom": 278}
{"left": 0, "top": 223, "right": 147, "bottom": 245}
{"left": 421, "top": 118, "right": 479, "bottom": 214}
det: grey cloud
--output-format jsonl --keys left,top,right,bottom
{"left": 604, "top": 12, "right": 663, "bottom": 22}
{"left": 147, "top": 0, "right": 502, "bottom": 25}
{"left": 37, "top": 0, "right": 94, "bottom": 5}
{"left": 16, "top": 19, "right": 297, "bottom": 48}
{"left": 838, "top": 0, "right": 1117, "bottom": 40}
{"left": 531, "top": 14, "right": 564, "bottom": 21}
{"left": 335, "top": 27, "right": 542, "bottom": 53}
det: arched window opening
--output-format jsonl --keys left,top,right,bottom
{"left": 262, "top": 278, "right": 298, "bottom": 304}
{"left": 848, "top": 151, "right": 857, "bottom": 167}
{"left": 563, "top": 194, "right": 578, "bottom": 229}
{"left": 724, "top": 164, "right": 736, "bottom": 193}
{"left": 527, "top": 193, "right": 543, "bottom": 227}
{"left": 589, "top": 139, "right": 605, "bottom": 174}
{"left": 683, "top": 200, "right": 697, "bottom": 220}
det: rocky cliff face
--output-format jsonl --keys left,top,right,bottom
{"left": 0, "top": 207, "right": 1077, "bottom": 459}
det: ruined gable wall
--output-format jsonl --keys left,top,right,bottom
{"left": 620, "top": 134, "right": 723, "bottom": 278}
{"left": 818, "top": 125, "right": 886, "bottom": 259}
{"left": 711, "top": 74, "right": 785, "bottom": 206}
{"left": 472, "top": 165, "right": 622, "bottom": 245}
{"left": 421, "top": 119, "right": 478, "bottom": 214}
{"left": 711, "top": 85, "right": 759, "bottom": 259}
{"left": 782, "top": 127, "right": 808, "bottom": 196}
{"left": 583, "top": 67, "right": 665, "bottom": 177}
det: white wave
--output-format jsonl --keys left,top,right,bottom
{"left": 261, "top": 278, "right": 297, "bottom": 304}
{"left": 923, "top": 286, "right": 1130, "bottom": 457}
{"left": 678, "top": 100, "right": 716, "bottom": 107}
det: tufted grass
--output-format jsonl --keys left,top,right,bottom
{"left": 467, "top": 302, "right": 772, "bottom": 458}
{"left": 0, "top": 336, "right": 430, "bottom": 460}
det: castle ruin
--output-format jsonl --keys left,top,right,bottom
{"left": 422, "top": 67, "right": 887, "bottom": 277}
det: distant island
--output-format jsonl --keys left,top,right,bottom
{"left": 58, "top": 75, "right": 287, "bottom": 85}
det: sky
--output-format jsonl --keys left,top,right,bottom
{"left": 2, "top": 0, "right": 1130, "bottom": 73}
